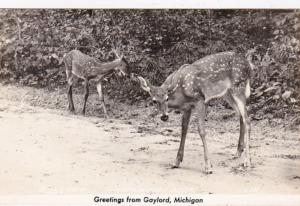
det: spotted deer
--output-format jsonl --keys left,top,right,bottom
{"left": 138, "top": 51, "right": 253, "bottom": 174}
{"left": 63, "top": 49, "right": 130, "bottom": 117}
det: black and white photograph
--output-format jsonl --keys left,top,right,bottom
{"left": 0, "top": 3, "right": 299, "bottom": 205}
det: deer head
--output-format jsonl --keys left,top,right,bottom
{"left": 111, "top": 46, "right": 130, "bottom": 78}
{"left": 137, "top": 76, "right": 169, "bottom": 121}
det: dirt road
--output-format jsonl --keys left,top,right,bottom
{"left": 0, "top": 85, "right": 299, "bottom": 194}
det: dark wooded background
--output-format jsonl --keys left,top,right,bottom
{"left": 0, "top": 9, "right": 299, "bottom": 122}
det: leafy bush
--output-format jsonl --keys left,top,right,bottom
{"left": 0, "top": 9, "right": 299, "bottom": 120}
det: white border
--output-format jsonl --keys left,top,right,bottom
{"left": 0, "top": 1, "right": 299, "bottom": 206}
{"left": 1, "top": 195, "right": 300, "bottom": 206}
{"left": 0, "top": 0, "right": 299, "bottom": 9}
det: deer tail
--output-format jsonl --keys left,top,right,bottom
{"left": 246, "top": 47, "right": 256, "bottom": 71}
{"left": 245, "top": 79, "right": 251, "bottom": 99}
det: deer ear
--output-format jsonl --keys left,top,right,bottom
{"left": 137, "top": 76, "right": 151, "bottom": 93}
{"left": 167, "top": 83, "right": 179, "bottom": 94}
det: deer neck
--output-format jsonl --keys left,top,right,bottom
{"left": 98, "top": 58, "right": 121, "bottom": 73}
{"left": 161, "top": 68, "right": 196, "bottom": 110}
{"left": 161, "top": 71, "right": 178, "bottom": 92}
{"left": 159, "top": 76, "right": 181, "bottom": 109}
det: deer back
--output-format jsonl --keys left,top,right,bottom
{"left": 163, "top": 52, "right": 251, "bottom": 108}
{"left": 64, "top": 50, "right": 106, "bottom": 78}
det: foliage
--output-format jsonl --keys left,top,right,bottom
{"left": 0, "top": 9, "right": 299, "bottom": 121}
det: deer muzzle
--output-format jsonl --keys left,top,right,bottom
{"left": 160, "top": 114, "right": 169, "bottom": 121}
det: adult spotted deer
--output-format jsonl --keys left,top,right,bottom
{"left": 138, "top": 51, "right": 253, "bottom": 174}
{"left": 63, "top": 49, "right": 130, "bottom": 117}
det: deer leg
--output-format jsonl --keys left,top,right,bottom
{"left": 67, "top": 75, "right": 75, "bottom": 112}
{"left": 224, "top": 93, "right": 243, "bottom": 157}
{"left": 238, "top": 117, "right": 245, "bottom": 157}
{"left": 233, "top": 95, "right": 251, "bottom": 167}
{"left": 81, "top": 79, "right": 89, "bottom": 115}
{"left": 225, "top": 92, "right": 251, "bottom": 167}
{"left": 196, "top": 101, "right": 212, "bottom": 174}
{"left": 174, "top": 108, "right": 192, "bottom": 168}
{"left": 233, "top": 94, "right": 247, "bottom": 158}
{"left": 96, "top": 83, "right": 108, "bottom": 118}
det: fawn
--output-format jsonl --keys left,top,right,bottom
{"left": 138, "top": 51, "right": 253, "bottom": 174}
{"left": 63, "top": 48, "right": 130, "bottom": 117}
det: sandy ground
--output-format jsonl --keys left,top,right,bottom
{"left": 0, "top": 84, "right": 299, "bottom": 195}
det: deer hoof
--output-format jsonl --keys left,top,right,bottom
{"left": 204, "top": 162, "right": 213, "bottom": 174}
{"left": 235, "top": 148, "right": 244, "bottom": 158}
{"left": 102, "top": 112, "right": 108, "bottom": 119}
{"left": 172, "top": 158, "right": 182, "bottom": 168}
{"left": 68, "top": 106, "right": 75, "bottom": 112}
{"left": 241, "top": 159, "right": 251, "bottom": 168}
{"left": 205, "top": 169, "right": 213, "bottom": 175}
{"left": 171, "top": 164, "right": 179, "bottom": 169}
{"left": 235, "top": 151, "right": 240, "bottom": 158}
{"left": 239, "top": 151, "right": 251, "bottom": 167}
